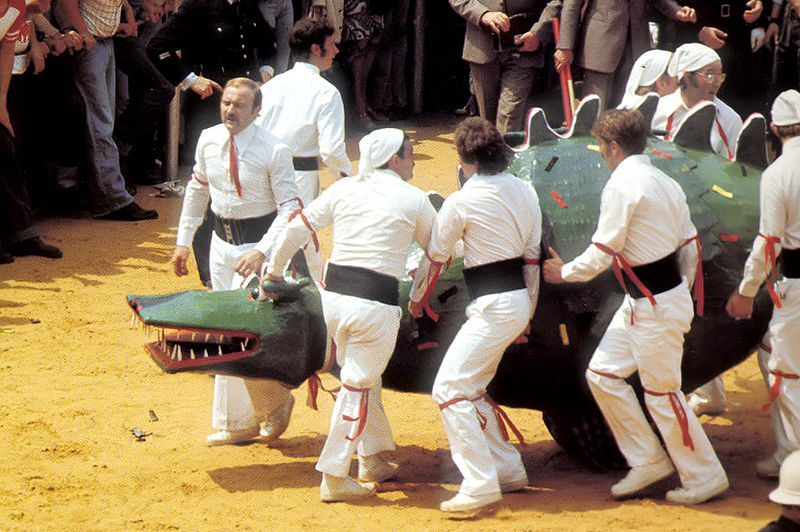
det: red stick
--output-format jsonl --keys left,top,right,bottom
{"left": 552, "top": 19, "right": 574, "bottom": 127}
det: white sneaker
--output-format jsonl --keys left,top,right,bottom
{"left": 205, "top": 426, "right": 260, "bottom": 446}
{"left": 260, "top": 393, "right": 294, "bottom": 442}
{"left": 611, "top": 459, "right": 675, "bottom": 498}
{"left": 439, "top": 492, "right": 502, "bottom": 513}
{"left": 756, "top": 456, "right": 781, "bottom": 480}
{"left": 666, "top": 471, "right": 729, "bottom": 504}
{"left": 320, "top": 474, "right": 376, "bottom": 502}
{"left": 358, "top": 454, "right": 399, "bottom": 483}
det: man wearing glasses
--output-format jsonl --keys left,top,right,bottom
{"left": 651, "top": 42, "right": 743, "bottom": 160}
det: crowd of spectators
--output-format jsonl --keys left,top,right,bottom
{"left": 1, "top": 0, "right": 798, "bottom": 264}
{"left": 0, "top": 0, "right": 410, "bottom": 264}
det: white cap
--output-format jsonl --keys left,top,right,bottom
{"left": 770, "top": 451, "right": 800, "bottom": 506}
{"left": 772, "top": 90, "right": 800, "bottom": 126}
{"left": 619, "top": 49, "right": 673, "bottom": 109}
{"left": 357, "top": 128, "right": 405, "bottom": 179}
{"left": 667, "top": 43, "right": 721, "bottom": 80}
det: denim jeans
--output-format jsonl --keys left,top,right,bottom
{"left": 73, "top": 39, "right": 133, "bottom": 216}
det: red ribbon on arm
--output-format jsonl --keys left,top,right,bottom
{"left": 759, "top": 233, "right": 783, "bottom": 308}
{"left": 682, "top": 235, "right": 704, "bottom": 316}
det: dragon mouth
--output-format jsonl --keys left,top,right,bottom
{"left": 129, "top": 310, "right": 260, "bottom": 372}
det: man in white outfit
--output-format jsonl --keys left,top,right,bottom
{"left": 208, "top": 18, "right": 353, "bottom": 447}
{"left": 170, "top": 78, "right": 301, "bottom": 447}
{"left": 726, "top": 90, "right": 800, "bottom": 480}
{"left": 651, "top": 42, "right": 743, "bottom": 416}
{"left": 264, "top": 128, "right": 436, "bottom": 502}
{"left": 617, "top": 49, "right": 677, "bottom": 110}
{"left": 651, "top": 43, "right": 742, "bottom": 160}
{"left": 409, "top": 117, "right": 541, "bottom": 513}
{"left": 258, "top": 17, "right": 352, "bottom": 281}
{"left": 544, "top": 109, "right": 729, "bottom": 504}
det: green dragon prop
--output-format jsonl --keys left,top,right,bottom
{"left": 127, "top": 95, "right": 773, "bottom": 468}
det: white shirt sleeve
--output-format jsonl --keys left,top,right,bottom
{"left": 255, "top": 144, "right": 302, "bottom": 257}
{"left": 561, "top": 183, "right": 632, "bottom": 282}
{"left": 175, "top": 140, "right": 211, "bottom": 248}
{"left": 740, "top": 171, "right": 785, "bottom": 297}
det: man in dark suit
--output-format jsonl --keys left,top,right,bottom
{"left": 555, "top": 0, "right": 696, "bottom": 110}
{"left": 449, "top": 0, "right": 562, "bottom": 134}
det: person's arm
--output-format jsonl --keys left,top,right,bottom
{"left": 408, "top": 196, "right": 464, "bottom": 311}
{"left": 739, "top": 171, "right": 785, "bottom": 298}
{"left": 554, "top": 0, "right": 583, "bottom": 72}
{"left": 265, "top": 182, "right": 335, "bottom": 280}
{"left": 0, "top": 39, "right": 13, "bottom": 135}
{"left": 59, "top": 0, "right": 96, "bottom": 50}
{"left": 317, "top": 90, "right": 352, "bottom": 177}
{"left": 116, "top": 0, "right": 138, "bottom": 37}
{"left": 765, "top": 0, "right": 783, "bottom": 49}
{"left": 559, "top": 184, "right": 633, "bottom": 282}
{"left": 172, "top": 137, "right": 211, "bottom": 276}
{"left": 246, "top": 144, "right": 301, "bottom": 263}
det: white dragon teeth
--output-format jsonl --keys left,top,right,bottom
{"left": 172, "top": 344, "right": 178, "bottom": 360}
{"left": 218, "top": 345, "right": 223, "bottom": 356}
{"left": 240, "top": 341, "right": 246, "bottom": 351}
{"left": 203, "top": 349, "right": 209, "bottom": 358}
{"left": 190, "top": 348, "right": 196, "bottom": 360}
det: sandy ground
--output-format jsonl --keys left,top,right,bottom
{"left": 0, "top": 113, "right": 785, "bottom": 531}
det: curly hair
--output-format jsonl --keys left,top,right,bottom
{"left": 454, "top": 117, "right": 512, "bottom": 175}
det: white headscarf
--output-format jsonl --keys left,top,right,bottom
{"left": 357, "top": 128, "right": 405, "bottom": 179}
{"left": 619, "top": 49, "right": 673, "bottom": 109}
{"left": 772, "top": 90, "right": 800, "bottom": 126}
{"left": 667, "top": 43, "right": 720, "bottom": 80}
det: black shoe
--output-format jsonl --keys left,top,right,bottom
{"left": 8, "top": 237, "right": 63, "bottom": 258}
{"left": 0, "top": 244, "right": 13, "bottom": 264}
{"left": 98, "top": 202, "right": 158, "bottom": 221}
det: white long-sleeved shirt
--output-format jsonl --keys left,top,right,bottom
{"left": 652, "top": 90, "right": 743, "bottom": 160}
{"left": 176, "top": 122, "right": 300, "bottom": 257}
{"left": 410, "top": 172, "right": 542, "bottom": 307}
{"left": 257, "top": 62, "right": 351, "bottom": 177}
{"left": 267, "top": 169, "right": 435, "bottom": 280}
{"left": 562, "top": 154, "right": 698, "bottom": 284}
{"left": 739, "top": 136, "right": 800, "bottom": 297}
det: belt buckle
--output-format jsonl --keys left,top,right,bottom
{"left": 223, "top": 222, "right": 234, "bottom": 243}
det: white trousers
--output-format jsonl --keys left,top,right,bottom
{"left": 432, "top": 289, "right": 531, "bottom": 497}
{"left": 295, "top": 169, "right": 322, "bottom": 281}
{"left": 761, "top": 278, "right": 800, "bottom": 462}
{"left": 315, "top": 291, "right": 400, "bottom": 477}
{"left": 208, "top": 233, "right": 292, "bottom": 431}
{"left": 585, "top": 280, "right": 726, "bottom": 489}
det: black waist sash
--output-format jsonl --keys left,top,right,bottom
{"left": 213, "top": 211, "right": 276, "bottom": 246}
{"left": 782, "top": 248, "right": 800, "bottom": 278}
{"left": 324, "top": 263, "right": 399, "bottom": 306}
{"left": 624, "top": 251, "right": 681, "bottom": 299}
{"left": 293, "top": 156, "right": 319, "bottom": 171}
{"left": 462, "top": 257, "right": 526, "bottom": 301}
